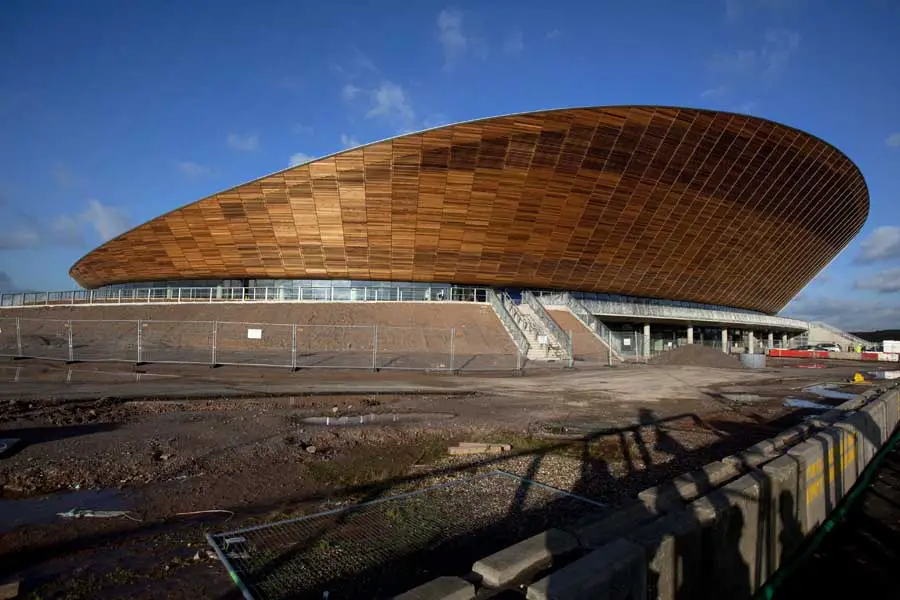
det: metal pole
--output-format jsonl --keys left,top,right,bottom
{"left": 136, "top": 319, "right": 143, "bottom": 364}
{"left": 568, "top": 329, "right": 574, "bottom": 368}
{"left": 449, "top": 327, "right": 455, "bottom": 373}
{"left": 178, "top": 288, "right": 182, "bottom": 303}
{"left": 118, "top": 289, "right": 122, "bottom": 303}
{"left": 372, "top": 325, "right": 378, "bottom": 371}
{"left": 291, "top": 323, "right": 297, "bottom": 371}
{"left": 211, "top": 321, "right": 218, "bottom": 366}
{"left": 607, "top": 327, "right": 612, "bottom": 367}
{"left": 89, "top": 290, "right": 93, "bottom": 305}
{"left": 67, "top": 319, "right": 74, "bottom": 362}
{"left": 15, "top": 317, "right": 22, "bottom": 358}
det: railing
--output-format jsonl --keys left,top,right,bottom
{"left": 521, "top": 290, "right": 572, "bottom": 362}
{"left": 487, "top": 289, "right": 530, "bottom": 357}
{"left": 539, "top": 292, "right": 625, "bottom": 357}
{"left": 0, "top": 286, "right": 491, "bottom": 308}
{"left": 810, "top": 321, "right": 872, "bottom": 346}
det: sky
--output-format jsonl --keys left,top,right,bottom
{"left": 0, "top": 0, "right": 899, "bottom": 330}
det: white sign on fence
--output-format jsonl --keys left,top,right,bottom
{"left": 623, "top": 338, "right": 632, "bottom": 346}
{"left": 247, "top": 328, "right": 262, "bottom": 339}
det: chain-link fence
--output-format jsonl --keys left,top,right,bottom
{"left": 207, "top": 470, "right": 606, "bottom": 600}
{"left": 0, "top": 317, "right": 521, "bottom": 373}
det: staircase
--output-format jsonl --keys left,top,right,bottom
{"left": 515, "top": 303, "right": 569, "bottom": 362}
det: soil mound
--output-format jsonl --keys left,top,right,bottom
{"left": 650, "top": 344, "right": 743, "bottom": 368}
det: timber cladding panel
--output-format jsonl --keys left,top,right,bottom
{"left": 69, "top": 106, "right": 868, "bottom": 314}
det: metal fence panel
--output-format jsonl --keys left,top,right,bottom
{"left": 294, "top": 324, "right": 374, "bottom": 369}
{"left": 141, "top": 320, "right": 214, "bottom": 364}
{"left": 376, "top": 326, "right": 452, "bottom": 370}
{"left": 207, "top": 471, "right": 605, "bottom": 600}
{"left": 214, "top": 321, "right": 293, "bottom": 368}
{"left": 18, "top": 318, "right": 70, "bottom": 361}
{"left": 70, "top": 320, "right": 138, "bottom": 362}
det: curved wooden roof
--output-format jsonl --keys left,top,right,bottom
{"left": 69, "top": 106, "right": 868, "bottom": 314}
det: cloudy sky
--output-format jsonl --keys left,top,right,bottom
{"left": 1, "top": 0, "right": 898, "bottom": 330}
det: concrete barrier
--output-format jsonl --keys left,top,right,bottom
{"left": 472, "top": 529, "right": 579, "bottom": 588}
{"left": 525, "top": 539, "right": 646, "bottom": 600}
{"left": 761, "top": 454, "right": 804, "bottom": 573}
{"left": 860, "top": 397, "right": 888, "bottom": 444}
{"left": 393, "top": 576, "right": 475, "bottom": 600}
{"left": 637, "top": 459, "right": 741, "bottom": 514}
{"left": 624, "top": 507, "right": 705, "bottom": 600}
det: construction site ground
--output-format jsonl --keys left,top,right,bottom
{"left": 0, "top": 356, "right": 883, "bottom": 599}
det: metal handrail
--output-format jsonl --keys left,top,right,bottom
{"left": 810, "top": 321, "right": 872, "bottom": 346}
{"left": 521, "top": 290, "right": 571, "bottom": 357}
{"left": 487, "top": 290, "right": 530, "bottom": 355}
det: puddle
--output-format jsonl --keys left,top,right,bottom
{"left": 0, "top": 488, "right": 131, "bottom": 533}
{"left": 300, "top": 412, "right": 455, "bottom": 426}
{"left": 784, "top": 398, "right": 833, "bottom": 411}
{"left": 802, "top": 385, "right": 858, "bottom": 401}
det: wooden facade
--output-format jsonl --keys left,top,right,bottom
{"left": 69, "top": 106, "right": 868, "bottom": 314}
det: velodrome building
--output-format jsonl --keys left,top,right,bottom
{"left": 56, "top": 106, "right": 871, "bottom": 355}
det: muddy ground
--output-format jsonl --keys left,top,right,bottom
{"left": 0, "top": 357, "right": 880, "bottom": 599}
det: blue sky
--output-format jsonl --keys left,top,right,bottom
{"left": 1, "top": 0, "right": 898, "bottom": 329}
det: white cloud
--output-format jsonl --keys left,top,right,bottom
{"left": 226, "top": 132, "right": 259, "bottom": 151}
{"left": 782, "top": 296, "right": 900, "bottom": 331}
{"left": 855, "top": 268, "right": 900, "bottom": 293}
{"left": 0, "top": 199, "right": 128, "bottom": 249}
{"left": 546, "top": 28, "right": 561, "bottom": 39}
{"left": 81, "top": 199, "right": 130, "bottom": 241}
{"left": 0, "top": 228, "right": 41, "bottom": 250}
{"left": 700, "top": 85, "right": 730, "bottom": 99}
{"left": 0, "top": 270, "right": 16, "bottom": 293}
{"left": 503, "top": 29, "right": 524, "bottom": 56}
{"left": 342, "top": 83, "right": 362, "bottom": 102}
{"left": 732, "top": 100, "right": 760, "bottom": 114}
{"left": 762, "top": 29, "right": 801, "bottom": 74}
{"left": 176, "top": 161, "right": 215, "bottom": 178}
{"left": 366, "top": 81, "right": 415, "bottom": 128}
{"left": 886, "top": 132, "right": 900, "bottom": 147}
{"left": 51, "top": 163, "right": 85, "bottom": 189}
{"left": 857, "top": 226, "right": 900, "bottom": 263}
{"left": 288, "top": 153, "right": 315, "bottom": 167}
{"left": 437, "top": 8, "right": 468, "bottom": 69}
{"left": 340, "top": 133, "right": 361, "bottom": 148}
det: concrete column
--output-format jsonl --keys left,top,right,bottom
{"left": 643, "top": 323, "right": 651, "bottom": 357}
{"left": 166, "top": 288, "right": 173, "bottom": 299}
{"left": 687, "top": 325, "right": 694, "bottom": 345}
{"left": 767, "top": 331, "right": 774, "bottom": 350}
{"left": 722, "top": 328, "right": 728, "bottom": 354}
{"left": 782, "top": 333, "right": 788, "bottom": 348}
{"left": 748, "top": 331, "right": 755, "bottom": 354}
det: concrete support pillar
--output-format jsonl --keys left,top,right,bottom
{"left": 748, "top": 331, "right": 756, "bottom": 354}
{"left": 722, "top": 328, "right": 728, "bottom": 354}
{"left": 643, "top": 323, "right": 651, "bottom": 358}
{"left": 782, "top": 333, "right": 788, "bottom": 349}
{"left": 278, "top": 287, "right": 285, "bottom": 301}
{"left": 767, "top": 331, "right": 774, "bottom": 350}
{"left": 166, "top": 288, "right": 173, "bottom": 299}
{"left": 687, "top": 325, "right": 694, "bottom": 345}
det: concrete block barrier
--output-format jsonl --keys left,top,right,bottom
{"left": 860, "top": 397, "right": 888, "bottom": 445}
{"left": 785, "top": 438, "right": 827, "bottom": 533}
{"left": 393, "top": 576, "right": 475, "bottom": 600}
{"left": 696, "top": 471, "right": 773, "bottom": 597}
{"left": 571, "top": 501, "right": 655, "bottom": 549}
{"left": 761, "top": 454, "right": 804, "bottom": 573}
{"left": 525, "top": 539, "right": 646, "bottom": 600}
{"left": 625, "top": 507, "right": 705, "bottom": 600}
{"left": 472, "top": 528, "right": 579, "bottom": 588}
{"left": 723, "top": 439, "right": 778, "bottom": 469}
{"left": 885, "top": 387, "right": 900, "bottom": 434}
{"left": 638, "top": 459, "right": 741, "bottom": 514}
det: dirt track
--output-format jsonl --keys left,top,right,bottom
{"left": 0, "top": 357, "right": 873, "bottom": 598}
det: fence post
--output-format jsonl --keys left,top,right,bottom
{"left": 291, "top": 323, "right": 297, "bottom": 371}
{"left": 211, "top": 321, "right": 218, "bottom": 367}
{"left": 449, "top": 327, "right": 455, "bottom": 373}
{"left": 136, "top": 319, "right": 143, "bottom": 364}
{"left": 118, "top": 289, "right": 122, "bottom": 303}
{"left": 567, "top": 329, "right": 574, "bottom": 368}
{"left": 372, "top": 325, "right": 378, "bottom": 371}
{"left": 89, "top": 290, "right": 93, "bottom": 305}
{"left": 67, "top": 319, "right": 74, "bottom": 362}
{"left": 15, "top": 317, "right": 22, "bottom": 358}
{"left": 178, "top": 288, "right": 182, "bottom": 303}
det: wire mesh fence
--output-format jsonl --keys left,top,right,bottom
{"left": 207, "top": 470, "right": 606, "bottom": 600}
{"left": 0, "top": 317, "right": 522, "bottom": 373}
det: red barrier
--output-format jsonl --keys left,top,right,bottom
{"left": 767, "top": 350, "right": 899, "bottom": 362}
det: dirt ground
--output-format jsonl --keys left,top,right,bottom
{"left": 0, "top": 356, "right": 879, "bottom": 599}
